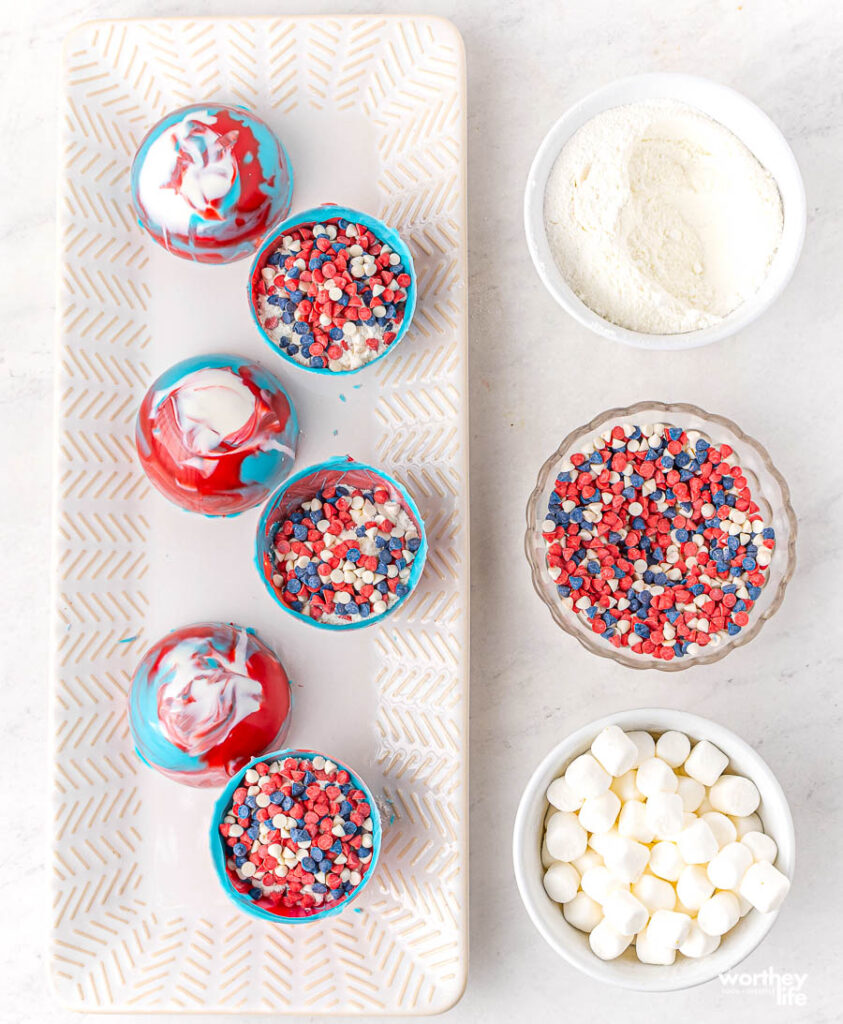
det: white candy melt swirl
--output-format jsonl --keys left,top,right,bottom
{"left": 171, "top": 368, "right": 256, "bottom": 455}
{"left": 156, "top": 628, "right": 262, "bottom": 757}
{"left": 544, "top": 100, "right": 784, "bottom": 334}
{"left": 542, "top": 726, "right": 790, "bottom": 964}
{"left": 137, "top": 109, "right": 238, "bottom": 236}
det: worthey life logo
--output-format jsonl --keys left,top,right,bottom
{"left": 719, "top": 966, "right": 808, "bottom": 1006}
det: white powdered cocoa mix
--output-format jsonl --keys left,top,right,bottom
{"left": 544, "top": 100, "right": 783, "bottom": 334}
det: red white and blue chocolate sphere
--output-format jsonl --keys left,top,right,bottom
{"left": 136, "top": 354, "right": 298, "bottom": 516}
{"left": 129, "top": 622, "right": 292, "bottom": 787}
{"left": 131, "top": 104, "right": 293, "bottom": 263}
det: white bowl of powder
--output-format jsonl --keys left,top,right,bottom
{"left": 524, "top": 74, "right": 806, "bottom": 348}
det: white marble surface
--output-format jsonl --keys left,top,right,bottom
{"left": 2, "top": 0, "right": 842, "bottom": 1020}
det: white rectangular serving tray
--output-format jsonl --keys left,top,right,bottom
{"left": 52, "top": 16, "right": 468, "bottom": 1014}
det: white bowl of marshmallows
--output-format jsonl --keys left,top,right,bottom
{"left": 512, "top": 709, "right": 794, "bottom": 991}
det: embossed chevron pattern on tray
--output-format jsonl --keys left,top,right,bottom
{"left": 53, "top": 16, "right": 467, "bottom": 1014}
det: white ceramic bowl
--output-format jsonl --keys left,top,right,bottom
{"left": 524, "top": 73, "right": 806, "bottom": 349}
{"left": 512, "top": 708, "right": 795, "bottom": 991}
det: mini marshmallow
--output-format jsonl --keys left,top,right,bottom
{"left": 565, "top": 753, "right": 611, "bottom": 799}
{"left": 547, "top": 776, "right": 583, "bottom": 812}
{"left": 563, "top": 891, "right": 603, "bottom": 933}
{"left": 655, "top": 730, "right": 691, "bottom": 768}
{"left": 545, "top": 811, "right": 588, "bottom": 862}
{"left": 626, "top": 730, "right": 656, "bottom": 768}
{"left": 709, "top": 775, "right": 761, "bottom": 818}
{"left": 543, "top": 861, "right": 580, "bottom": 904}
{"left": 676, "top": 864, "right": 715, "bottom": 911}
{"left": 617, "top": 800, "right": 655, "bottom": 843}
{"left": 677, "top": 819, "right": 720, "bottom": 865}
{"left": 635, "top": 926, "right": 676, "bottom": 966}
{"left": 732, "top": 812, "right": 763, "bottom": 838}
{"left": 603, "top": 889, "right": 649, "bottom": 936}
{"left": 635, "top": 756, "right": 678, "bottom": 797}
{"left": 581, "top": 865, "right": 626, "bottom": 905}
{"left": 611, "top": 769, "right": 640, "bottom": 803}
{"left": 684, "top": 740, "right": 729, "bottom": 787}
{"left": 741, "top": 831, "right": 778, "bottom": 863}
{"left": 698, "top": 891, "right": 741, "bottom": 936}
{"left": 588, "top": 829, "right": 619, "bottom": 857}
{"left": 647, "top": 909, "right": 692, "bottom": 949}
{"left": 740, "top": 861, "right": 791, "bottom": 914}
{"left": 633, "top": 873, "right": 676, "bottom": 913}
{"left": 591, "top": 725, "right": 639, "bottom": 777}
{"left": 589, "top": 919, "right": 633, "bottom": 960}
{"left": 572, "top": 849, "right": 604, "bottom": 875}
{"left": 578, "top": 791, "right": 621, "bottom": 834}
{"left": 649, "top": 841, "right": 684, "bottom": 883}
{"left": 602, "top": 834, "right": 650, "bottom": 884}
{"left": 707, "top": 842, "right": 753, "bottom": 891}
{"left": 645, "top": 792, "right": 685, "bottom": 838}
{"left": 679, "top": 921, "right": 721, "bottom": 959}
{"left": 676, "top": 776, "right": 705, "bottom": 813}
{"left": 701, "top": 811, "right": 738, "bottom": 848}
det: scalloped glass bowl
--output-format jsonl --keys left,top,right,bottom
{"left": 525, "top": 402, "right": 797, "bottom": 671}
{"left": 512, "top": 708, "right": 795, "bottom": 991}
